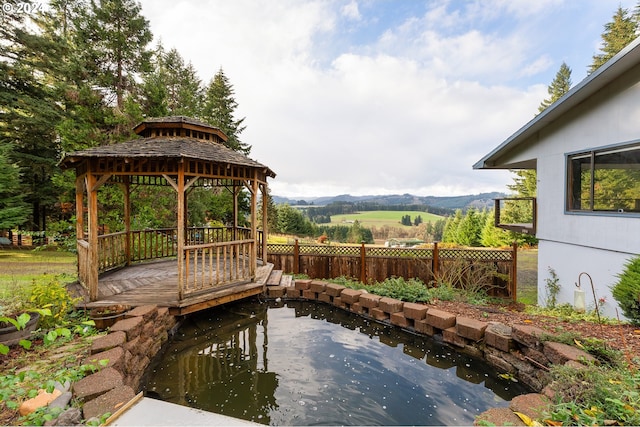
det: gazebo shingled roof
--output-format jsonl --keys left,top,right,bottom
{"left": 60, "top": 137, "right": 276, "bottom": 177}
{"left": 60, "top": 115, "right": 276, "bottom": 178}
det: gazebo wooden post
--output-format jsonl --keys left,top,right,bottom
{"left": 260, "top": 183, "right": 268, "bottom": 262}
{"left": 75, "top": 175, "right": 85, "bottom": 240}
{"left": 86, "top": 172, "right": 99, "bottom": 301}
{"left": 250, "top": 173, "right": 258, "bottom": 279}
{"left": 177, "top": 163, "right": 185, "bottom": 300}
{"left": 232, "top": 182, "right": 239, "bottom": 241}
{"left": 123, "top": 179, "right": 131, "bottom": 265}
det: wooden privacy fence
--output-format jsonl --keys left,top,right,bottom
{"left": 266, "top": 241, "right": 518, "bottom": 300}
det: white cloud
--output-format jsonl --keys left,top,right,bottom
{"left": 341, "top": 0, "right": 361, "bottom": 21}
{"left": 138, "top": 0, "right": 634, "bottom": 198}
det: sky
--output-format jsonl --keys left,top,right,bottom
{"left": 138, "top": 0, "right": 638, "bottom": 199}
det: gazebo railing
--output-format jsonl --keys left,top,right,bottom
{"left": 96, "top": 226, "right": 258, "bottom": 274}
{"left": 182, "top": 239, "right": 255, "bottom": 297}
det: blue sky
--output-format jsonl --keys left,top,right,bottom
{"left": 139, "top": 0, "right": 637, "bottom": 198}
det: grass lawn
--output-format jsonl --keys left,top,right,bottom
{"left": 517, "top": 248, "right": 538, "bottom": 305}
{"left": 330, "top": 210, "right": 443, "bottom": 229}
{"left": 0, "top": 249, "right": 77, "bottom": 299}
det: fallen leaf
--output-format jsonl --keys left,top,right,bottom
{"left": 514, "top": 411, "right": 543, "bottom": 426}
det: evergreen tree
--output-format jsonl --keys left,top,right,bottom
{"left": 441, "top": 210, "right": 463, "bottom": 244}
{"left": 202, "top": 68, "right": 250, "bottom": 154}
{"left": 142, "top": 44, "right": 203, "bottom": 117}
{"left": 589, "top": 6, "right": 637, "bottom": 73}
{"left": 276, "top": 204, "right": 313, "bottom": 236}
{"left": 480, "top": 209, "right": 510, "bottom": 247}
{"left": 0, "top": 2, "right": 66, "bottom": 230}
{"left": 76, "top": 0, "right": 153, "bottom": 110}
{"left": 538, "top": 62, "right": 572, "bottom": 113}
{"left": 0, "top": 148, "right": 30, "bottom": 229}
{"left": 457, "top": 208, "right": 482, "bottom": 247}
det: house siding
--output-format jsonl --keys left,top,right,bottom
{"left": 542, "top": 68, "right": 640, "bottom": 317}
{"left": 538, "top": 241, "right": 632, "bottom": 319}
{"left": 492, "top": 62, "right": 640, "bottom": 317}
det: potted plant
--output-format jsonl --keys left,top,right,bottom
{"left": 0, "top": 282, "right": 53, "bottom": 354}
{"left": 88, "top": 304, "right": 130, "bottom": 330}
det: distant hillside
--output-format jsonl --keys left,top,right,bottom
{"left": 272, "top": 192, "right": 506, "bottom": 211}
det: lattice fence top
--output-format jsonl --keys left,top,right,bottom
{"left": 266, "top": 244, "right": 512, "bottom": 262}
{"left": 267, "top": 244, "right": 296, "bottom": 254}
{"left": 438, "top": 248, "right": 513, "bottom": 261}
{"left": 366, "top": 247, "right": 433, "bottom": 258}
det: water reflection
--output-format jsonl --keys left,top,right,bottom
{"left": 145, "top": 300, "right": 529, "bottom": 425}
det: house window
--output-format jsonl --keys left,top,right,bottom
{"left": 567, "top": 142, "right": 640, "bottom": 213}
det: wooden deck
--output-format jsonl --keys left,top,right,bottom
{"left": 79, "top": 259, "right": 276, "bottom": 316}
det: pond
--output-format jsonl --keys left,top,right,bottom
{"left": 144, "top": 300, "right": 529, "bottom": 425}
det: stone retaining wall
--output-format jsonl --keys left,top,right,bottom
{"left": 268, "top": 279, "right": 597, "bottom": 425}
{"left": 70, "top": 305, "right": 178, "bottom": 421}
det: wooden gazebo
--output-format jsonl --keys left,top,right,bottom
{"left": 59, "top": 116, "right": 275, "bottom": 312}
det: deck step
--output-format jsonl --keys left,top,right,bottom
{"left": 280, "top": 275, "right": 293, "bottom": 287}
{"left": 266, "top": 270, "right": 283, "bottom": 286}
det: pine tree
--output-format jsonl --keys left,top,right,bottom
{"left": 0, "top": 148, "right": 30, "bottom": 229}
{"left": 480, "top": 209, "right": 510, "bottom": 248}
{"left": 142, "top": 44, "right": 203, "bottom": 117}
{"left": 202, "top": 68, "right": 250, "bottom": 154}
{"left": 0, "top": 2, "right": 65, "bottom": 230}
{"left": 76, "top": 0, "right": 153, "bottom": 110}
{"left": 457, "top": 208, "right": 482, "bottom": 247}
{"left": 442, "top": 210, "right": 463, "bottom": 244}
{"left": 589, "top": 6, "right": 637, "bottom": 73}
{"left": 538, "top": 62, "right": 572, "bottom": 113}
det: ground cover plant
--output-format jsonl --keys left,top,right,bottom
{"left": 0, "top": 249, "right": 103, "bottom": 425}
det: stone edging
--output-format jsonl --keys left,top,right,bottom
{"left": 64, "top": 305, "right": 177, "bottom": 423}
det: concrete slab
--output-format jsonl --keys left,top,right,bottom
{"left": 109, "top": 396, "right": 260, "bottom": 426}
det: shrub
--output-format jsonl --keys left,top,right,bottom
{"left": 29, "top": 275, "right": 80, "bottom": 328}
{"left": 611, "top": 256, "right": 640, "bottom": 325}
{"left": 544, "top": 267, "right": 561, "bottom": 308}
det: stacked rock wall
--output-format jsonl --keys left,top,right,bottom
{"left": 71, "top": 305, "right": 177, "bottom": 421}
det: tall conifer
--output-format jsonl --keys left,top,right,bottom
{"left": 202, "top": 68, "right": 250, "bottom": 154}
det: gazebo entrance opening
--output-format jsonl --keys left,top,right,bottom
{"left": 60, "top": 117, "right": 275, "bottom": 312}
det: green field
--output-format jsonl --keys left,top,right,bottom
{"left": 329, "top": 210, "right": 443, "bottom": 228}
{"left": 0, "top": 249, "right": 77, "bottom": 293}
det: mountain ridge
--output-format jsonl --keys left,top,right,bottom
{"left": 272, "top": 192, "right": 507, "bottom": 211}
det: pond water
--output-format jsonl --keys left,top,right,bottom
{"left": 144, "top": 300, "right": 529, "bottom": 425}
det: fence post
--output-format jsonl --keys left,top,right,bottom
{"left": 432, "top": 241, "right": 439, "bottom": 285}
{"left": 360, "top": 241, "right": 366, "bottom": 284}
{"left": 294, "top": 239, "right": 300, "bottom": 275}
{"left": 511, "top": 241, "right": 518, "bottom": 302}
